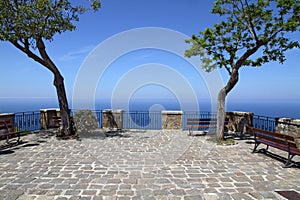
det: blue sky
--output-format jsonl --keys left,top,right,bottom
{"left": 0, "top": 0, "right": 300, "bottom": 114}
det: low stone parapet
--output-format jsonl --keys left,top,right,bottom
{"left": 40, "top": 108, "right": 60, "bottom": 129}
{"left": 225, "top": 111, "right": 254, "bottom": 134}
{"left": 276, "top": 118, "right": 300, "bottom": 148}
{"left": 162, "top": 110, "right": 183, "bottom": 130}
{"left": 102, "top": 110, "right": 123, "bottom": 129}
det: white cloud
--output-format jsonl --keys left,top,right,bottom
{"left": 59, "top": 45, "right": 95, "bottom": 61}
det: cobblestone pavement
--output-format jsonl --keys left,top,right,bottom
{"left": 0, "top": 130, "right": 299, "bottom": 200}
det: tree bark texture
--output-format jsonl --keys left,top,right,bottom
{"left": 54, "top": 74, "right": 74, "bottom": 136}
{"left": 12, "top": 39, "right": 75, "bottom": 136}
{"left": 216, "top": 67, "right": 239, "bottom": 140}
{"left": 216, "top": 88, "right": 226, "bottom": 140}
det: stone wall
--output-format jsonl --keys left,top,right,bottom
{"left": 276, "top": 118, "right": 300, "bottom": 148}
{"left": 40, "top": 108, "right": 60, "bottom": 129}
{"left": 102, "top": 110, "right": 123, "bottom": 129}
{"left": 1, "top": 109, "right": 257, "bottom": 134}
{"left": 162, "top": 110, "right": 182, "bottom": 130}
{"left": 225, "top": 112, "right": 253, "bottom": 134}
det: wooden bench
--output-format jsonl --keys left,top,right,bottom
{"left": 248, "top": 126, "right": 300, "bottom": 168}
{"left": 52, "top": 116, "right": 61, "bottom": 128}
{"left": 186, "top": 118, "right": 228, "bottom": 136}
{"left": 0, "top": 119, "right": 21, "bottom": 145}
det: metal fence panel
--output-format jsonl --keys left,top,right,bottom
{"left": 12, "top": 110, "right": 292, "bottom": 133}
{"left": 123, "top": 111, "right": 162, "bottom": 130}
{"left": 182, "top": 111, "right": 217, "bottom": 130}
{"left": 15, "top": 111, "right": 41, "bottom": 132}
{"left": 92, "top": 110, "right": 102, "bottom": 128}
{"left": 252, "top": 115, "right": 276, "bottom": 132}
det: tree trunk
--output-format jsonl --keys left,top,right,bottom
{"left": 11, "top": 39, "right": 75, "bottom": 137}
{"left": 35, "top": 38, "right": 75, "bottom": 137}
{"left": 54, "top": 73, "right": 74, "bottom": 137}
{"left": 216, "top": 88, "right": 226, "bottom": 140}
{"left": 216, "top": 67, "right": 240, "bottom": 140}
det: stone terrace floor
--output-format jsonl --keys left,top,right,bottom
{"left": 0, "top": 130, "right": 299, "bottom": 200}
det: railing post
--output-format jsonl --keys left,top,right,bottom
{"left": 225, "top": 111, "right": 253, "bottom": 134}
{"left": 102, "top": 110, "right": 123, "bottom": 129}
{"left": 162, "top": 110, "right": 182, "bottom": 130}
{"left": 40, "top": 108, "right": 60, "bottom": 129}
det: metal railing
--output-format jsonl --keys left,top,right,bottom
{"left": 252, "top": 115, "right": 276, "bottom": 132}
{"left": 15, "top": 111, "right": 41, "bottom": 131}
{"left": 10, "top": 110, "right": 299, "bottom": 133}
{"left": 92, "top": 110, "right": 103, "bottom": 128}
{"left": 123, "top": 111, "right": 162, "bottom": 130}
{"left": 182, "top": 111, "right": 217, "bottom": 130}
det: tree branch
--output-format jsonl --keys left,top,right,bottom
{"left": 35, "top": 37, "right": 61, "bottom": 75}
{"left": 224, "top": 64, "right": 232, "bottom": 75}
{"left": 10, "top": 39, "right": 56, "bottom": 74}
{"left": 243, "top": 0, "right": 259, "bottom": 42}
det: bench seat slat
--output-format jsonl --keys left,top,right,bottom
{"left": 255, "top": 133, "right": 288, "bottom": 147}
{"left": 187, "top": 118, "right": 217, "bottom": 121}
{"left": 185, "top": 118, "right": 229, "bottom": 136}
{"left": 0, "top": 120, "right": 21, "bottom": 145}
{"left": 257, "top": 138, "right": 289, "bottom": 151}
{"left": 248, "top": 125, "right": 300, "bottom": 168}
{"left": 186, "top": 122, "right": 217, "bottom": 125}
{"left": 253, "top": 127, "right": 294, "bottom": 141}
{"left": 185, "top": 125, "right": 216, "bottom": 129}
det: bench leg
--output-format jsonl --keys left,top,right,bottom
{"left": 6, "top": 134, "right": 10, "bottom": 145}
{"left": 188, "top": 129, "right": 192, "bottom": 136}
{"left": 5, "top": 133, "right": 21, "bottom": 145}
{"left": 252, "top": 142, "right": 260, "bottom": 153}
{"left": 16, "top": 132, "right": 21, "bottom": 144}
{"left": 283, "top": 153, "right": 295, "bottom": 168}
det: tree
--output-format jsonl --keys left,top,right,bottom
{"left": 0, "top": 0, "right": 101, "bottom": 137}
{"left": 185, "top": 0, "right": 300, "bottom": 140}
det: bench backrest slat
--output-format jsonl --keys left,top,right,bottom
{"left": 252, "top": 127, "right": 294, "bottom": 141}
{"left": 187, "top": 121, "right": 217, "bottom": 125}
{"left": 249, "top": 126, "right": 297, "bottom": 149}
{"left": 0, "top": 120, "right": 14, "bottom": 132}
{"left": 187, "top": 118, "right": 217, "bottom": 121}
{"left": 186, "top": 118, "right": 228, "bottom": 125}
{"left": 0, "top": 124, "right": 7, "bottom": 130}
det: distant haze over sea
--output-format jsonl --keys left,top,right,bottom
{"left": 0, "top": 98, "right": 299, "bottom": 119}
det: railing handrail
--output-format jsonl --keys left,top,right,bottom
{"left": 1, "top": 110, "right": 298, "bottom": 133}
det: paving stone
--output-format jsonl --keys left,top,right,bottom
{"left": 184, "top": 195, "right": 204, "bottom": 200}
{"left": 116, "top": 190, "right": 135, "bottom": 196}
{"left": 0, "top": 130, "right": 299, "bottom": 199}
{"left": 64, "top": 189, "right": 82, "bottom": 196}
{"left": 231, "top": 193, "right": 254, "bottom": 200}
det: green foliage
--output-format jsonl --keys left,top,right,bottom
{"left": 185, "top": 0, "right": 300, "bottom": 74}
{"left": 0, "top": 0, "right": 101, "bottom": 46}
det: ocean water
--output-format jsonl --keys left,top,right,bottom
{"left": 0, "top": 98, "right": 299, "bottom": 119}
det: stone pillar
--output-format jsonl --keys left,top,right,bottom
{"left": 276, "top": 118, "right": 300, "bottom": 149}
{"left": 102, "top": 110, "right": 123, "bottom": 129}
{"left": 276, "top": 118, "right": 300, "bottom": 136}
{"left": 225, "top": 111, "right": 253, "bottom": 134}
{"left": 162, "top": 110, "right": 183, "bottom": 130}
{"left": 40, "top": 108, "right": 60, "bottom": 129}
{"left": 0, "top": 113, "right": 15, "bottom": 132}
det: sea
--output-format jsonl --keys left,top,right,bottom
{"left": 0, "top": 98, "right": 299, "bottom": 119}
